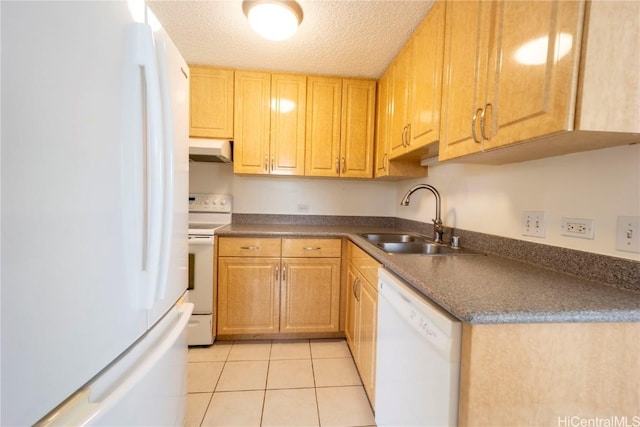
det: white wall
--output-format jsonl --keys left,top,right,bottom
{"left": 189, "top": 144, "right": 640, "bottom": 260}
{"left": 395, "top": 144, "right": 640, "bottom": 261}
{"left": 189, "top": 161, "right": 396, "bottom": 216}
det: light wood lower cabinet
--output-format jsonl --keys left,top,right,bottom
{"left": 217, "top": 237, "right": 341, "bottom": 337}
{"left": 280, "top": 257, "right": 341, "bottom": 333}
{"left": 217, "top": 257, "right": 280, "bottom": 335}
{"left": 345, "top": 242, "right": 381, "bottom": 407}
{"left": 459, "top": 322, "right": 640, "bottom": 426}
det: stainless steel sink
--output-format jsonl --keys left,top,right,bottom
{"left": 359, "top": 232, "right": 484, "bottom": 255}
{"left": 358, "top": 233, "right": 432, "bottom": 243}
{"left": 376, "top": 242, "right": 482, "bottom": 255}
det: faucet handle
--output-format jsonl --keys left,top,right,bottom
{"left": 451, "top": 236, "right": 460, "bottom": 249}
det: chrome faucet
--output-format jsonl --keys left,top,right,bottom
{"left": 400, "top": 184, "right": 445, "bottom": 243}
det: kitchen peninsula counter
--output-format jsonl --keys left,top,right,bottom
{"left": 216, "top": 223, "right": 640, "bottom": 325}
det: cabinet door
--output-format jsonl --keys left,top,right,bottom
{"left": 345, "top": 265, "right": 359, "bottom": 354}
{"left": 234, "top": 71, "right": 271, "bottom": 174}
{"left": 389, "top": 49, "right": 412, "bottom": 159}
{"left": 482, "top": 0, "right": 582, "bottom": 150}
{"left": 358, "top": 278, "right": 378, "bottom": 406}
{"left": 305, "top": 76, "right": 342, "bottom": 177}
{"left": 340, "top": 79, "right": 376, "bottom": 178}
{"left": 280, "top": 258, "right": 341, "bottom": 333}
{"left": 374, "top": 72, "right": 391, "bottom": 178}
{"left": 439, "top": 1, "right": 493, "bottom": 160}
{"left": 189, "top": 66, "right": 234, "bottom": 139}
{"left": 410, "top": 0, "right": 445, "bottom": 149}
{"left": 271, "top": 73, "right": 306, "bottom": 176}
{"left": 217, "top": 257, "right": 280, "bottom": 335}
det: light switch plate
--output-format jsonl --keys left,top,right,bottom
{"left": 522, "top": 211, "right": 546, "bottom": 238}
{"left": 616, "top": 216, "right": 640, "bottom": 253}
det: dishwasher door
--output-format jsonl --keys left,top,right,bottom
{"left": 375, "top": 268, "right": 461, "bottom": 427}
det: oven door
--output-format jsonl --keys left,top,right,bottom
{"left": 187, "top": 236, "right": 214, "bottom": 314}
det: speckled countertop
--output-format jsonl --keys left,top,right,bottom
{"left": 216, "top": 223, "right": 640, "bottom": 324}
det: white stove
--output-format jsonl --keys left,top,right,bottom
{"left": 187, "top": 193, "right": 231, "bottom": 346}
{"left": 188, "top": 193, "right": 232, "bottom": 234}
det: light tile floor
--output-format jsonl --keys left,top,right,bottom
{"left": 185, "top": 339, "right": 376, "bottom": 427}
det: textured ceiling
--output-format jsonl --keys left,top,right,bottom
{"left": 148, "top": 0, "right": 435, "bottom": 79}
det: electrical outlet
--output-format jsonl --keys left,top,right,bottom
{"left": 296, "top": 203, "right": 310, "bottom": 213}
{"left": 616, "top": 216, "right": 640, "bottom": 253}
{"left": 522, "top": 211, "right": 546, "bottom": 238}
{"left": 561, "top": 217, "right": 595, "bottom": 239}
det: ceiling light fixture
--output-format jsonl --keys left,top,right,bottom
{"left": 242, "top": 0, "right": 303, "bottom": 41}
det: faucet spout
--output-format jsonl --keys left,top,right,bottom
{"left": 400, "top": 184, "right": 444, "bottom": 243}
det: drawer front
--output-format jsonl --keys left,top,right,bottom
{"left": 218, "top": 237, "right": 281, "bottom": 257}
{"left": 282, "top": 238, "right": 342, "bottom": 258}
{"left": 347, "top": 241, "right": 381, "bottom": 286}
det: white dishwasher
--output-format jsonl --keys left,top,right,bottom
{"left": 375, "top": 268, "right": 462, "bottom": 427}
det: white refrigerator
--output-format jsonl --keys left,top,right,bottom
{"left": 1, "top": 1, "right": 193, "bottom": 425}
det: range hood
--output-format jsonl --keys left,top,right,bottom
{"left": 188, "top": 138, "right": 233, "bottom": 163}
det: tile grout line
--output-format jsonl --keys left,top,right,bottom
{"left": 198, "top": 339, "right": 233, "bottom": 427}
{"left": 309, "top": 340, "right": 322, "bottom": 427}
{"left": 189, "top": 338, "right": 366, "bottom": 427}
{"left": 259, "top": 340, "right": 273, "bottom": 427}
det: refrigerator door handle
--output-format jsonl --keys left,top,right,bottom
{"left": 131, "top": 22, "right": 165, "bottom": 309}
{"left": 36, "top": 302, "right": 194, "bottom": 427}
{"left": 154, "top": 38, "right": 173, "bottom": 303}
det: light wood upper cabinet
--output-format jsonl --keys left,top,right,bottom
{"left": 189, "top": 66, "right": 234, "bottom": 139}
{"left": 271, "top": 73, "right": 307, "bottom": 175}
{"left": 481, "top": 1, "right": 583, "bottom": 151}
{"left": 439, "top": 0, "right": 639, "bottom": 163}
{"left": 374, "top": 71, "right": 391, "bottom": 178}
{"left": 340, "top": 79, "right": 376, "bottom": 178}
{"left": 305, "top": 76, "right": 342, "bottom": 177}
{"left": 306, "top": 77, "right": 376, "bottom": 178}
{"left": 233, "top": 72, "right": 306, "bottom": 175}
{"left": 386, "top": 0, "right": 445, "bottom": 162}
{"left": 439, "top": 0, "right": 492, "bottom": 160}
{"left": 440, "top": 0, "right": 582, "bottom": 160}
{"left": 410, "top": 0, "right": 445, "bottom": 151}
{"left": 375, "top": 66, "right": 427, "bottom": 179}
{"left": 389, "top": 49, "right": 411, "bottom": 159}
{"left": 233, "top": 71, "right": 271, "bottom": 174}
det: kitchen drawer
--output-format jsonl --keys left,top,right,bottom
{"left": 282, "top": 238, "right": 342, "bottom": 258}
{"left": 218, "top": 237, "right": 282, "bottom": 257}
{"left": 347, "top": 241, "right": 381, "bottom": 286}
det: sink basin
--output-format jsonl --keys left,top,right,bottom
{"left": 358, "top": 232, "right": 431, "bottom": 243}
{"left": 376, "top": 242, "right": 484, "bottom": 255}
{"left": 359, "top": 232, "right": 484, "bottom": 255}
